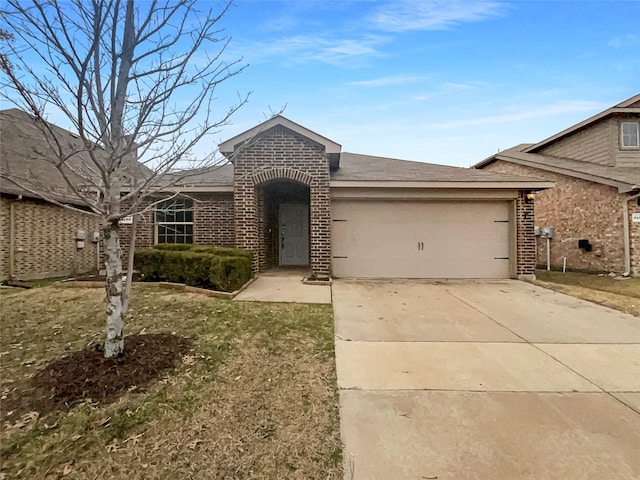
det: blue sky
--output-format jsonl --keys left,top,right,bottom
{"left": 210, "top": 0, "right": 639, "bottom": 167}
{"left": 3, "top": 1, "right": 638, "bottom": 168}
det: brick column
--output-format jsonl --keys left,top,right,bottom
{"left": 310, "top": 181, "right": 331, "bottom": 276}
{"left": 233, "top": 181, "right": 259, "bottom": 271}
{"left": 516, "top": 191, "right": 536, "bottom": 279}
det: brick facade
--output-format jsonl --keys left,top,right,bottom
{"left": 120, "top": 192, "right": 235, "bottom": 261}
{"left": 232, "top": 126, "right": 331, "bottom": 276}
{"left": 484, "top": 161, "right": 639, "bottom": 274}
{"left": 0, "top": 197, "right": 99, "bottom": 280}
{"left": 515, "top": 191, "right": 536, "bottom": 278}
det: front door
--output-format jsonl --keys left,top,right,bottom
{"left": 279, "top": 203, "right": 309, "bottom": 266}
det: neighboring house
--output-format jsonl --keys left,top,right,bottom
{"left": 475, "top": 94, "right": 640, "bottom": 275}
{"left": 0, "top": 109, "right": 101, "bottom": 281}
{"left": 123, "top": 115, "right": 552, "bottom": 280}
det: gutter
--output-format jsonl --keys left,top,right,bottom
{"left": 622, "top": 191, "right": 640, "bottom": 276}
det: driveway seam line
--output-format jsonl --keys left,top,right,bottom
{"left": 439, "top": 284, "right": 606, "bottom": 394}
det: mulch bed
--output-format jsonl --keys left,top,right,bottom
{"left": 2, "top": 333, "right": 192, "bottom": 424}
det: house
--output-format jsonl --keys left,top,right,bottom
{"left": 475, "top": 94, "right": 640, "bottom": 275}
{"left": 0, "top": 109, "right": 101, "bottom": 281}
{"left": 124, "top": 115, "right": 552, "bottom": 280}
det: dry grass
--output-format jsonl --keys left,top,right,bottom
{"left": 535, "top": 270, "right": 640, "bottom": 317}
{"left": 0, "top": 285, "right": 342, "bottom": 479}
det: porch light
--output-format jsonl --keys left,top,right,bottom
{"left": 525, "top": 192, "right": 536, "bottom": 203}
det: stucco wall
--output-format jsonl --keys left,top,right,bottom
{"left": 0, "top": 197, "right": 99, "bottom": 281}
{"left": 482, "top": 161, "right": 639, "bottom": 273}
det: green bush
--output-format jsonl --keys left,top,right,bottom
{"left": 135, "top": 245, "right": 253, "bottom": 292}
{"left": 152, "top": 244, "right": 192, "bottom": 251}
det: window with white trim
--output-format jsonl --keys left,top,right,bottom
{"left": 621, "top": 121, "right": 639, "bottom": 148}
{"left": 155, "top": 198, "right": 194, "bottom": 244}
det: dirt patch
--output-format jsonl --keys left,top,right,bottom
{"left": 2, "top": 333, "right": 192, "bottom": 423}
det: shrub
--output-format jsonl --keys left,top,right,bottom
{"left": 134, "top": 245, "right": 253, "bottom": 292}
{"left": 152, "top": 244, "right": 192, "bottom": 251}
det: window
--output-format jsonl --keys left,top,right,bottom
{"left": 155, "top": 198, "right": 193, "bottom": 244}
{"left": 621, "top": 121, "right": 639, "bottom": 148}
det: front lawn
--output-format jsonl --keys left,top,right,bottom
{"left": 0, "top": 285, "right": 342, "bottom": 479}
{"left": 535, "top": 269, "right": 640, "bottom": 317}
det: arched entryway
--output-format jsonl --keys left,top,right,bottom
{"left": 258, "top": 180, "right": 310, "bottom": 270}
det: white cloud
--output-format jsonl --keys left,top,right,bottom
{"left": 608, "top": 34, "right": 639, "bottom": 48}
{"left": 429, "top": 100, "right": 608, "bottom": 129}
{"left": 231, "top": 34, "right": 388, "bottom": 67}
{"left": 347, "top": 75, "right": 428, "bottom": 86}
{"left": 368, "top": 0, "right": 506, "bottom": 32}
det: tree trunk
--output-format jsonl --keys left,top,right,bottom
{"left": 103, "top": 221, "right": 124, "bottom": 358}
{"left": 122, "top": 213, "right": 137, "bottom": 317}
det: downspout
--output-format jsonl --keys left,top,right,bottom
{"left": 622, "top": 190, "right": 640, "bottom": 277}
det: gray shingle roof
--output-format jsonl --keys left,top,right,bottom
{"left": 1, "top": 108, "right": 151, "bottom": 205}
{"left": 161, "top": 163, "right": 234, "bottom": 187}
{"left": 157, "top": 151, "right": 550, "bottom": 187}
{"left": 477, "top": 145, "right": 640, "bottom": 192}
{"left": 1, "top": 109, "right": 94, "bottom": 205}
{"left": 332, "top": 152, "right": 549, "bottom": 183}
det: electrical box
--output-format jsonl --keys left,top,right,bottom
{"left": 76, "top": 240, "right": 85, "bottom": 249}
{"left": 76, "top": 229, "right": 86, "bottom": 240}
{"left": 541, "top": 227, "right": 554, "bottom": 239}
{"left": 91, "top": 231, "right": 100, "bottom": 243}
{"left": 578, "top": 239, "right": 593, "bottom": 252}
{"left": 534, "top": 226, "right": 541, "bottom": 236}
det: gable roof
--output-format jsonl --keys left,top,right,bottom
{"left": 1, "top": 109, "right": 98, "bottom": 205}
{"left": 475, "top": 144, "right": 640, "bottom": 193}
{"left": 219, "top": 115, "right": 342, "bottom": 158}
{"left": 331, "top": 152, "right": 553, "bottom": 189}
{"left": 524, "top": 93, "right": 640, "bottom": 153}
{"left": 1, "top": 108, "right": 151, "bottom": 205}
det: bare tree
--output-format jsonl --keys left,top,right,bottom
{"left": 0, "top": 0, "right": 249, "bottom": 358}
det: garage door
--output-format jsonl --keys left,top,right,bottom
{"left": 331, "top": 200, "right": 512, "bottom": 278}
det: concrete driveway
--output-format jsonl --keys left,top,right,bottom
{"left": 333, "top": 279, "right": 640, "bottom": 480}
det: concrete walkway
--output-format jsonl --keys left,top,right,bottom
{"left": 234, "top": 269, "right": 331, "bottom": 304}
{"left": 333, "top": 279, "right": 640, "bottom": 480}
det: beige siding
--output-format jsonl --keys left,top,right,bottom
{"left": 331, "top": 200, "right": 512, "bottom": 279}
{"left": 538, "top": 119, "right": 613, "bottom": 165}
{"left": 0, "top": 197, "right": 100, "bottom": 280}
{"left": 617, "top": 149, "right": 640, "bottom": 167}
{"left": 616, "top": 116, "right": 640, "bottom": 166}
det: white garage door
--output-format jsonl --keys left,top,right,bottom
{"left": 331, "top": 200, "right": 512, "bottom": 279}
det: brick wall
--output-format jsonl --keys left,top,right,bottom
{"left": 192, "top": 193, "right": 235, "bottom": 246}
{"left": 0, "top": 197, "right": 99, "bottom": 280}
{"left": 483, "top": 161, "right": 639, "bottom": 273}
{"left": 232, "top": 126, "right": 331, "bottom": 276}
{"left": 0, "top": 198, "right": 11, "bottom": 280}
{"left": 120, "top": 192, "right": 235, "bottom": 260}
{"left": 629, "top": 196, "right": 640, "bottom": 275}
{"left": 515, "top": 191, "right": 536, "bottom": 277}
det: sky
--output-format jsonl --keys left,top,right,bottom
{"left": 2, "top": 0, "right": 639, "bottom": 168}
{"left": 208, "top": 0, "right": 640, "bottom": 167}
